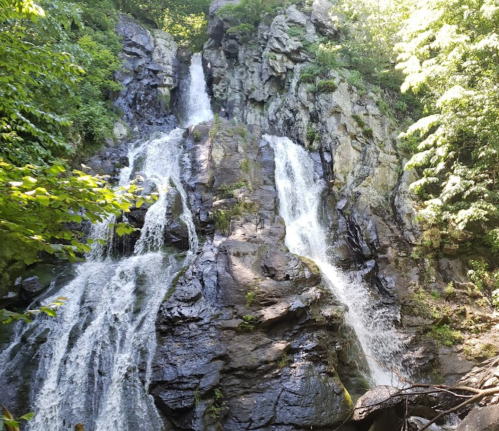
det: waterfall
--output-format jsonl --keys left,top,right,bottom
{"left": 182, "top": 53, "right": 214, "bottom": 127}
{"left": 264, "top": 135, "right": 407, "bottom": 386}
{"left": 0, "top": 58, "right": 213, "bottom": 430}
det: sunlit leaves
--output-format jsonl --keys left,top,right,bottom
{"left": 0, "top": 158, "right": 138, "bottom": 264}
{"left": 398, "top": 0, "right": 499, "bottom": 251}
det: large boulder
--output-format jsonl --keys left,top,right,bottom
{"left": 456, "top": 405, "right": 499, "bottom": 431}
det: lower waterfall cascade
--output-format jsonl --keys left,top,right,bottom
{"left": 0, "top": 54, "right": 212, "bottom": 430}
{"left": 265, "top": 134, "right": 408, "bottom": 386}
{"left": 0, "top": 131, "right": 197, "bottom": 431}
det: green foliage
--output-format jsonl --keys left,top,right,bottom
{"left": 212, "top": 209, "right": 231, "bottom": 235}
{"left": 300, "top": 73, "right": 316, "bottom": 84}
{"left": 164, "top": 9, "right": 209, "bottom": 51}
{"left": 316, "top": 80, "right": 338, "bottom": 93}
{"left": 468, "top": 260, "right": 489, "bottom": 291}
{"left": 352, "top": 114, "right": 366, "bottom": 128}
{"left": 226, "top": 23, "right": 255, "bottom": 42}
{"left": 277, "top": 353, "right": 289, "bottom": 369}
{"left": 331, "top": 0, "right": 411, "bottom": 89}
{"left": 192, "top": 129, "right": 202, "bottom": 142}
{"left": 238, "top": 314, "right": 257, "bottom": 331}
{"left": 217, "top": 0, "right": 264, "bottom": 33}
{"left": 376, "top": 99, "right": 391, "bottom": 117}
{"left": 362, "top": 127, "right": 373, "bottom": 138}
{"left": 0, "top": 0, "right": 124, "bottom": 164}
{"left": 217, "top": 0, "right": 300, "bottom": 34}
{"left": 346, "top": 70, "right": 367, "bottom": 95}
{"left": 0, "top": 0, "right": 83, "bottom": 165}
{"left": 117, "top": 0, "right": 211, "bottom": 50}
{"left": 287, "top": 25, "right": 306, "bottom": 39}
{"left": 463, "top": 341, "right": 498, "bottom": 360}
{"left": 0, "top": 296, "right": 66, "bottom": 324}
{"left": 467, "top": 260, "right": 499, "bottom": 291}
{"left": 1, "top": 405, "right": 35, "bottom": 429}
{"left": 0, "top": 159, "right": 138, "bottom": 265}
{"left": 207, "top": 388, "right": 225, "bottom": 419}
{"left": 492, "top": 289, "right": 499, "bottom": 309}
{"left": 314, "top": 42, "right": 344, "bottom": 70}
{"left": 301, "top": 64, "right": 325, "bottom": 78}
{"left": 216, "top": 181, "right": 247, "bottom": 199}
{"left": 245, "top": 284, "right": 258, "bottom": 307}
{"left": 194, "top": 387, "right": 201, "bottom": 406}
{"left": 306, "top": 125, "right": 317, "bottom": 144}
{"left": 429, "top": 324, "right": 463, "bottom": 347}
{"left": 398, "top": 0, "right": 499, "bottom": 253}
{"left": 443, "top": 282, "right": 455, "bottom": 300}
{"left": 245, "top": 291, "right": 256, "bottom": 307}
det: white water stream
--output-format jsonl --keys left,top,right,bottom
{"left": 0, "top": 58, "right": 213, "bottom": 430}
{"left": 183, "top": 53, "right": 214, "bottom": 127}
{"left": 265, "top": 135, "right": 407, "bottom": 386}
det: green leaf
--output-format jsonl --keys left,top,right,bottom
{"left": 19, "top": 412, "right": 35, "bottom": 421}
{"left": 40, "top": 307, "right": 57, "bottom": 318}
{"left": 36, "top": 195, "right": 50, "bottom": 206}
{"left": 2, "top": 418, "right": 20, "bottom": 427}
{"left": 116, "top": 224, "right": 127, "bottom": 237}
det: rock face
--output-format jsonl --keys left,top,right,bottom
{"left": 151, "top": 119, "right": 356, "bottom": 430}
{"left": 84, "top": 15, "right": 179, "bottom": 179}
{"left": 202, "top": 0, "right": 491, "bottom": 386}
{"left": 115, "top": 15, "right": 178, "bottom": 133}
{"left": 456, "top": 405, "right": 499, "bottom": 431}
{"left": 203, "top": 3, "right": 425, "bottom": 296}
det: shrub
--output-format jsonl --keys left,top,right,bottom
{"left": 300, "top": 73, "right": 316, "bottom": 83}
{"left": 213, "top": 210, "right": 231, "bottom": 235}
{"left": 287, "top": 25, "right": 306, "bottom": 38}
{"left": 492, "top": 289, "right": 499, "bottom": 308}
{"left": 316, "top": 80, "right": 338, "bottom": 93}
{"left": 301, "top": 64, "right": 325, "bottom": 77}
{"left": 352, "top": 114, "right": 366, "bottom": 128}
{"left": 347, "top": 70, "right": 367, "bottom": 95}
{"left": 429, "top": 324, "right": 463, "bottom": 347}
{"left": 306, "top": 125, "right": 317, "bottom": 143}
{"left": 443, "top": 282, "right": 455, "bottom": 300}
{"left": 362, "top": 127, "right": 374, "bottom": 138}
{"left": 238, "top": 314, "right": 257, "bottom": 331}
{"left": 192, "top": 130, "right": 202, "bottom": 142}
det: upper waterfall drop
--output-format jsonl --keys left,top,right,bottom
{"left": 264, "top": 134, "right": 408, "bottom": 387}
{"left": 182, "top": 53, "right": 214, "bottom": 127}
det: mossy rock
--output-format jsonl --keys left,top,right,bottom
{"left": 299, "top": 256, "right": 321, "bottom": 275}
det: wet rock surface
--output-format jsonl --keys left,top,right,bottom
{"left": 151, "top": 119, "right": 356, "bottom": 430}
{"left": 203, "top": 0, "right": 495, "bottom": 391}
{"left": 115, "top": 15, "right": 178, "bottom": 133}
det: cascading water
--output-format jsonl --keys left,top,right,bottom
{"left": 182, "top": 53, "right": 214, "bottom": 127}
{"left": 0, "top": 57, "right": 213, "bottom": 430}
{"left": 264, "top": 135, "right": 407, "bottom": 386}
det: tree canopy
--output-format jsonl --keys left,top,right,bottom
{"left": 0, "top": 0, "right": 136, "bottom": 284}
{"left": 397, "top": 0, "right": 499, "bottom": 253}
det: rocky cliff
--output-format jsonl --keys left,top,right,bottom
{"left": 2, "top": 4, "right": 498, "bottom": 431}
{"left": 201, "top": 0, "right": 499, "bottom": 387}
{"left": 150, "top": 119, "right": 365, "bottom": 430}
